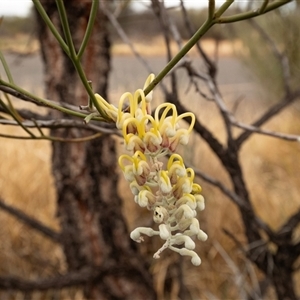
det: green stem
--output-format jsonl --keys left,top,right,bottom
{"left": 0, "top": 132, "right": 102, "bottom": 142}
{"left": 33, "top": 1, "right": 102, "bottom": 117}
{"left": 32, "top": 0, "right": 70, "bottom": 56}
{"left": 0, "top": 97, "right": 35, "bottom": 137}
{"left": 143, "top": 0, "right": 236, "bottom": 97}
{"left": 72, "top": 58, "right": 107, "bottom": 117}
{"left": 77, "top": 0, "right": 99, "bottom": 60}
{"left": 144, "top": 18, "right": 214, "bottom": 96}
{"left": 214, "top": 0, "right": 234, "bottom": 18}
{"left": 55, "top": 0, "right": 106, "bottom": 118}
{"left": 55, "top": 0, "right": 76, "bottom": 58}
{"left": 259, "top": 0, "right": 269, "bottom": 14}
{"left": 208, "top": 0, "right": 215, "bottom": 20}
{"left": 0, "top": 51, "right": 14, "bottom": 84}
{"left": 0, "top": 79, "right": 96, "bottom": 119}
{"left": 217, "top": 0, "right": 293, "bottom": 23}
{"left": 144, "top": 0, "right": 292, "bottom": 97}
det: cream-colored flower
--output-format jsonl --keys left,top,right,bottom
{"left": 115, "top": 74, "right": 207, "bottom": 266}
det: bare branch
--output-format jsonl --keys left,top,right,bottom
{"left": 0, "top": 85, "right": 83, "bottom": 113}
{"left": 236, "top": 89, "right": 300, "bottom": 147}
{"left": 101, "top": 4, "right": 153, "bottom": 75}
{"left": 213, "top": 240, "right": 248, "bottom": 300}
{"left": 0, "top": 107, "right": 49, "bottom": 120}
{"left": 151, "top": 0, "right": 177, "bottom": 96}
{"left": 193, "top": 165, "right": 273, "bottom": 239}
{"left": 277, "top": 208, "right": 300, "bottom": 240}
{"left": 0, "top": 197, "right": 61, "bottom": 243}
{"left": 0, "top": 118, "right": 121, "bottom": 136}
{"left": 206, "top": 78, "right": 234, "bottom": 144}
{"left": 232, "top": 118, "right": 300, "bottom": 142}
{"left": 193, "top": 166, "right": 241, "bottom": 205}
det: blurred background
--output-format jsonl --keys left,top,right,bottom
{"left": 0, "top": 1, "right": 299, "bottom": 299}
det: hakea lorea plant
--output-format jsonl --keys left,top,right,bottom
{"left": 94, "top": 74, "right": 207, "bottom": 266}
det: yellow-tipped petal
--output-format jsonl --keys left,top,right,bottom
{"left": 176, "top": 112, "right": 195, "bottom": 134}
{"left": 143, "top": 73, "right": 155, "bottom": 103}
{"left": 167, "top": 153, "right": 184, "bottom": 170}
{"left": 133, "top": 89, "right": 147, "bottom": 117}
{"left": 154, "top": 103, "right": 178, "bottom": 128}
{"left": 118, "top": 154, "right": 134, "bottom": 171}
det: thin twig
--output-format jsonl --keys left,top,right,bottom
{"left": 206, "top": 78, "right": 234, "bottom": 144}
{"left": 179, "top": 0, "right": 217, "bottom": 78}
{"left": 0, "top": 118, "right": 121, "bottom": 136}
{"left": 213, "top": 240, "right": 248, "bottom": 300}
{"left": 232, "top": 118, "right": 300, "bottom": 142}
{"left": 277, "top": 209, "right": 300, "bottom": 239}
{"left": 101, "top": 4, "right": 153, "bottom": 75}
{"left": 236, "top": 89, "right": 300, "bottom": 147}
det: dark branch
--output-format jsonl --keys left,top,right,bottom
{"left": 0, "top": 267, "right": 99, "bottom": 291}
{"left": 0, "top": 197, "right": 61, "bottom": 243}
{"left": 170, "top": 93, "right": 227, "bottom": 162}
{"left": 0, "top": 106, "right": 50, "bottom": 120}
{"left": 277, "top": 208, "right": 300, "bottom": 241}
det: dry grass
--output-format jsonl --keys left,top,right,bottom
{"left": 112, "top": 36, "right": 238, "bottom": 57}
{"left": 0, "top": 34, "right": 39, "bottom": 54}
{"left": 2, "top": 34, "right": 237, "bottom": 58}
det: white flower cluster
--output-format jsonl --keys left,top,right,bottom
{"left": 119, "top": 150, "right": 207, "bottom": 265}
{"left": 109, "top": 74, "right": 207, "bottom": 265}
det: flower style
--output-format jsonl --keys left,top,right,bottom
{"left": 114, "top": 74, "right": 207, "bottom": 266}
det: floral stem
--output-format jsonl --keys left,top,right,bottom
{"left": 32, "top": 0, "right": 69, "bottom": 56}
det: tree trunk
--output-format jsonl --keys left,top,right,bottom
{"left": 36, "top": 1, "right": 155, "bottom": 299}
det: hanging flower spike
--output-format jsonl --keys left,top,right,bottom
{"left": 114, "top": 74, "right": 207, "bottom": 266}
